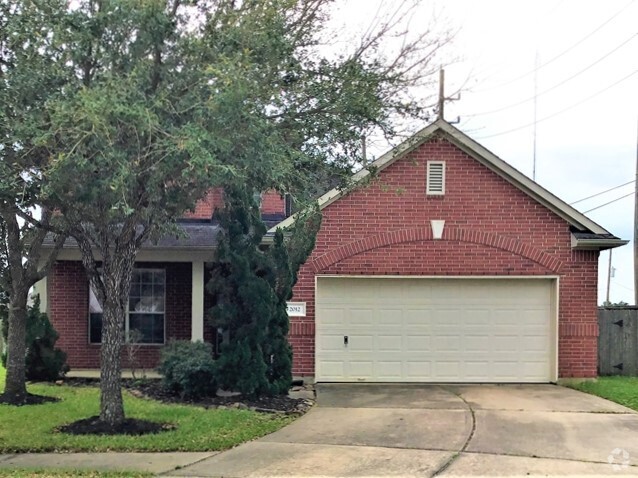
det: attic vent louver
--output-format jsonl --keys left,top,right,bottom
{"left": 427, "top": 161, "right": 445, "bottom": 195}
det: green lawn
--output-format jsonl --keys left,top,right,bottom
{"left": 0, "top": 366, "right": 293, "bottom": 452}
{"left": 567, "top": 376, "right": 638, "bottom": 411}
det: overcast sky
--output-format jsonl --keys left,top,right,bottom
{"left": 330, "top": 0, "right": 638, "bottom": 304}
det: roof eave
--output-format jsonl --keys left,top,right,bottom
{"left": 269, "top": 122, "right": 442, "bottom": 233}
{"left": 571, "top": 237, "right": 629, "bottom": 251}
{"left": 271, "top": 119, "right": 621, "bottom": 240}
{"left": 436, "top": 121, "right": 610, "bottom": 235}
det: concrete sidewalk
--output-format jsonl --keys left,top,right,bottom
{"left": 0, "top": 452, "right": 217, "bottom": 474}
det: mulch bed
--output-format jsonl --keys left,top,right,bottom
{"left": 63, "top": 377, "right": 315, "bottom": 415}
{"left": 0, "top": 392, "right": 60, "bottom": 406}
{"left": 58, "top": 415, "right": 174, "bottom": 436}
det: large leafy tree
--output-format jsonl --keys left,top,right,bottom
{"left": 0, "top": 0, "right": 68, "bottom": 404}
{"left": 11, "top": 0, "right": 449, "bottom": 424}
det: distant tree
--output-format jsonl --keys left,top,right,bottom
{"left": 10, "top": 0, "right": 450, "bottom": 423}
{"left": 0, "top": 0, "right": 68, "bottom": 404}
{"left": 602, "top": 300, "right": 630, "bottom": 307}
{"left": 1, "top": 296, "right": 68, "bottom": 382}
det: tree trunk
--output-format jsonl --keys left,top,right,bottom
{"left": 3, "top": 292, "right": 29, "bottom": 403}
{"left": 99, "top": 299, "right": 125, "bottom": 426}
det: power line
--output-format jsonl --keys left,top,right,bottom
{"left": 570, "top": 180, "right": 636, "bottom": 205}
{"left": 583, "top": 191, "right": 634, "bottom": 213}
{"left": 467, "top": 33, "right": 637, "bottom": 117}
{"left": 475, "top": 69, "right": 638, "bottom": 139}
{"left": 611, "top": 280, "right": 634, "bottom": 293}
{"left": 472, "top": 0, "right": 636, "bottom": 93}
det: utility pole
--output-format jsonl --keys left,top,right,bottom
{"left": 362, "top": 134, "right": 367, "bottom": 167}
{"left": 606, "top": 249, "right": 613, "bottom": 304}
{"left": 438, "top": 68, "right": 445, "bottom": 120}
{"left": 437, "top": 68, "right": 460, "bottom": 123}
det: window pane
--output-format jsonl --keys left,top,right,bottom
{"left": 89, "top": 288, "right": 102, "bottom": 314}
{"left": 132, "top": 269, "right": 143, "bottom": 284}
{"left": 129, "top": 313, "right": 164, "bottom": 344}
{"left": 90, "top": 313, "right": 103, "bottom": 343}
{"left": 89, "top": 269, "right": 166, "bottom": 345}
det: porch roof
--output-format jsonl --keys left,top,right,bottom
{"left": 44, "top": 219, "right": 220, "bottom": 251}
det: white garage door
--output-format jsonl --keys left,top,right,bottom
{"left": 316, "top": 277, "right": 555, "bottom": 383}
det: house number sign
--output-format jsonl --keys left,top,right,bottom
{"left": 286, "top": 302, "right": 306, "bottom": 317}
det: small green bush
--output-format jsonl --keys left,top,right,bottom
{"left": 1, "top": 296, "right": 69, "bottom": 381}
{"left": 157, "top": 340, "right": 217, "bottom": 399}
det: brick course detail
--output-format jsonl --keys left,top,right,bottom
{"left": 289, "top": 135, "right": 599, "bottom": 378}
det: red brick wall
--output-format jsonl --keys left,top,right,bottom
{"left": 289, "top": 134, "right": 600, "bottom": 378}
{"left": 183, "top": 189, "right": 286, "bottom": 220}
{"left": 184, "top": 189, "right": 224, "bottom": 220}
{"left": 49, "top": 261, "right": 193, "bottom": 370}
{"left": 261, "top": 190, "right": 285, "bottom": 215}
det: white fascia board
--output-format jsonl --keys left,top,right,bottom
{"left": 437, "top": 122, "right": 610, "bottom": 235}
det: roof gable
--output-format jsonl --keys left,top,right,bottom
{"left": 272, "top": 119, "right": 626, "bottom": 249}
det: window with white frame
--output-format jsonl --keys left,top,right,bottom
{"left": 89, "top": 269, "right": 166, "bottom": 344}
{"left": 426, "top": 161, "right": 446, "bottom": 195}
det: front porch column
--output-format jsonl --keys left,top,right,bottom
{"left": 191, "top": 261, "right": 205, "bottom": 342}
{"left": 33, "top": 276, "right": 48, "bottom": 315}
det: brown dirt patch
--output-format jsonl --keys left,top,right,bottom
{"left": 58, "top": 415, "right": 174, "bottom": 436}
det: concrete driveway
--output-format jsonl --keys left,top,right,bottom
{"left": 172, "top": 384, "right": 638, "bottom": 477}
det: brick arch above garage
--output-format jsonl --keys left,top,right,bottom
{"left": 309, "top": 227, "right": 564, "bottom": 275}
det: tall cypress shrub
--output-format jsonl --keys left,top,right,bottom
{"left": 207, "top": 188, "right": 321, "bottom": 396}
{"left": 207, "top": 188, "right": 276, "bottom": 396}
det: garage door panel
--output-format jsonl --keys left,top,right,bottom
{"left": 406, "top": 335, "right": 431, "bottom": 351}
{"left": 465, "top": 310, "right": 491, "bottom": 325}
{"left": 376, "top": 361, "right": 402, "bottom": 379}
{"left": 349, "top": 361, "right": 374, "bottom": 377}
{"left": 434, "top": 361, "right": 461, "bottom": 379}
{"left": 348, "top": 335, "right": 374, "bottom": 352}
{"left": 524, "top": 336, "right": 549, "bottom": 351}
{"left": 377, "top": 335, "right": 402, "bottom": 351}
{"left": 320, "top": 308, "right": 345, "bottom": 326}
{"left": 465, "top": 361, "right": 490, "bottom": 379}
{"left": 377, "top": 309, "right": 403, "bottom": 326}
{"left": 406, "top": 361, "right": 432, "bottom": 378}
{"left": 316, "top": 278, "right": 554, "bottom": 383}
{"left": 434, "top": 335, "right": 462, "bottom": 352}
{"left": 464, "top": 335, "right": 490, "bottom": 352}
{"left": 319, "top": 361, "right": 345, "bottom": 379}
{"left": 403, "top": 309, "right": 431, "bottom": 326}
{"left": 349, "top": 309, "right": 375, "bottom": 326}
{"left": 320, "top": 334, "right": 347, "bottom": 351}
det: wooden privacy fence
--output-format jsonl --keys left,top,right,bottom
{"left": 598, "top": 307, "right": 638, "bottom": 376}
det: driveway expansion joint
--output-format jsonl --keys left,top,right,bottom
{"left": 157, "top": 452, "right": 221, "bottom": 476}
{"left": 259, "top": 439, "right": 460, "bottom": 453}
{"left": 432, "top": 388, "right": 476, "bottom": 477}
